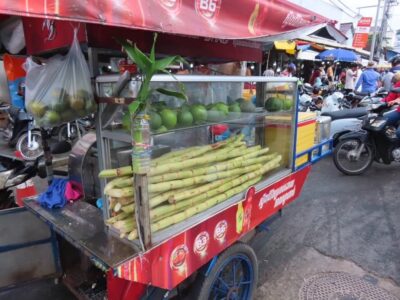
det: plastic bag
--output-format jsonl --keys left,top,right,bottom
{"left": 25, "top": 29, "right": 95, "bottom": 127}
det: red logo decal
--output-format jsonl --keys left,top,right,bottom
{"left": 170, "top": 244, "right": 189, "bottom": 270}
{"left": 214, "top": 220, "right": 228, "bottom": 242}
{"left": 194, "top": 231, "right": 210, "bottom": 257}
{"left": 195, "top": 0, "right": 222, "bottom": 22}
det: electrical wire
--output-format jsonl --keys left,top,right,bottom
{"left": 336, "top": 0, "right": 359, "bottom": 16}
{"left": 327, "top": 0, "right": 358, "bottom": 18}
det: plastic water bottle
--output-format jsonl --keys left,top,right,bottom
{"left": 131, "top": 112, "right": 151, "bottom": 174}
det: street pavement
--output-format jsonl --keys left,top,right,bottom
{"left": 252, "top": 157, "right": 400, "bottom": 299}
{"left": 0, "top": 157, "right": 399, "bottom": 299}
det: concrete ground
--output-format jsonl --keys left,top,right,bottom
{"left": 0, "top": 157, "right": 399, "bottom": 299}
{"left": 252, "top": 158, "right": 400, "bottom": 299}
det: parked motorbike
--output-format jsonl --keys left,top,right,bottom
{"left": 0, "top": 157, "right": 39, "bottom": 209}
{"left": 0, "top": 140, "right": 71, "bottom": 209}
{"left": 0, "top": 102, "right": 43, "bottom": 161}
{"left": 56, "top": 114, "right": 94, "bottom": 142}
{"left": 333, "top": 103, "right": 400, "bottom": 175}
{"left": 321, "top": 107, "right": 368, "bottom": 146}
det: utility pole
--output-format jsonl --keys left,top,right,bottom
{"left": 376, "top": 0, "right": 390, "bottom": 59}
{"left": 370, "top": 0, "right": 382, "bottom": 60}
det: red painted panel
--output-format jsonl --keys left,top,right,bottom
{"left": 116, "top": 167, "right": 311, "bottom": 290}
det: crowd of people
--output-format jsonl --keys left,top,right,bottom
{"left": 263, "top": 57, "right": 400, "bottom": 137}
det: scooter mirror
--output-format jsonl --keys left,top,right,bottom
{"left": 51, "top": 140, "right": 72, "bottom": 155}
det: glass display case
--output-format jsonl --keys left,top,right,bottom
{"left": 95, "top": 75, "right": 298, "bottom": 246}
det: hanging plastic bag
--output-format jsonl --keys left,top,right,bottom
{"left": 24, "top": 29, "right": 95, "bottom": 127}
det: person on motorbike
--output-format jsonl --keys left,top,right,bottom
{"left": 382, "top": 73, "right": 400, "bottom": 138}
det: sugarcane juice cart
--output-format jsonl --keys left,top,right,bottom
{"left": 0, "top": 1, "right": 333, "bottom": 299}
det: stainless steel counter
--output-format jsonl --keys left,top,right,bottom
{"left": 24, "top": 199, "right": 139, "bottom": 269}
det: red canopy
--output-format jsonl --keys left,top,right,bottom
{"left": 0, "top": 0, "right": 329, "bottom": 40}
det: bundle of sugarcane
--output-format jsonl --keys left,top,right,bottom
{"left": 99, "top": 135, "right": 282, "bottom": 240}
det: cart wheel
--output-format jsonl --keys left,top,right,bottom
{"left": 191, "top": 242, "right": 258, "bottom": 300}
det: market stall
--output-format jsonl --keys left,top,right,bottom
{"left": 0, "top": 1, "right": 333, "bottom": 299}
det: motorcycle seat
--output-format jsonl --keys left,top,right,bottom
{"left": 321, "top": 107, "right": 368, "bottom": 121}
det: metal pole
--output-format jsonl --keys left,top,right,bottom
{"left": 370, "top": 0, "right": 382, "bottom": 60}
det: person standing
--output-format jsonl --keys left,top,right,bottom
{"left": 263, "top": 67, "right": 275, "bottom": 77}
{"left": 326, "top": 64, "right": 334, "bottom": 83}
{"left": 355, "top": 61, "right": 380, "bottom": 94}
{"left": 309, "top": 66, "right": 321, "bottom": 85}
{"left": 382, "top": 56, "right": 400, "bottom": 91}
{"left": 344, "top": 64, "right": 357, "bottom": 92}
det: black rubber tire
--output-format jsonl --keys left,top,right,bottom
{"left": 15, "top": 130, "right": 43, "bottom": 161}
{"left": 57, "top": 123, "right": 84, "bottom": 142}
{"left": 189, "top": 242, "right": 258, "bottom": 300}
{"left": 333, "top": 139, "right": 373, "bottom": 175}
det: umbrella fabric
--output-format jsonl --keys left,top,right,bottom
{"left": 316, "top": 49, "right": 358, "bottom": 62}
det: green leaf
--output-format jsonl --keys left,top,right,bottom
{"left": 150, "top": 33, "right": 158, "bottom": 63}
{"left": 156, "top": 88, "right": 188, "bottom": 101}
{"left": 154, "top": 56, "right": 179, "bottom": 71}
{"left": 115, "top": 37, "right": 152, "bottom": 72}
{"left": 132, "top": 44, "right": 152, "bottom": 71}
{"left": 128, "top": 101, "right": 141, "bottom": 115}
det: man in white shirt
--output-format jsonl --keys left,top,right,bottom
{"left": 345, "top": 64, "right": 357, "bottom": 92}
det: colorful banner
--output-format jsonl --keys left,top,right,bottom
{"left": 0, "top": 0, "right": 328, "bottom": 40}
{"left": 352, "top": 17, "right": 372, "bottom": 49}
{"left": 115, "top": 166, "right": 311, "bottom": 290}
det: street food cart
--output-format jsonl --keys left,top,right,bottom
{"left": 0, "top": 1, "right": 332, "bottom": 299}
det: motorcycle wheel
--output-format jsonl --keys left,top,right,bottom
{"left": 16, "top": 130, "right": 43, "bottom": 161}
{"left": 333, "top": 139, "right": 373, "bottom": 175}
{"left": 57, "top": 123, "right": 84, "bottom": 143}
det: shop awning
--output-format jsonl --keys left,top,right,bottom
{"left": 274, "top": 40, "right": 297, "bottom": 54}
{"left": 297, "top": 49, "right": 320, "bottom": 61}
{"left": 0, "top": 0, "right": 329, "bottom": 40}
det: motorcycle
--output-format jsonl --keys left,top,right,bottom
{"left": 0, "top": 102, "right": 43, "bottom": 161}
{"left": 56, "top": 114, "right": 94, "bottom": 143}
{"left": 321, "top": 106, "right": 368, "bottom": 146}
{"left": 0, "top": 140, "right": 71, "bottom": 209}
{"left": 333, "top": 103, "right": 400, "bottom": 175}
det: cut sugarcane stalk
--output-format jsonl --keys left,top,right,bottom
{"left": 185, "top": 176, "right": 262, "bottom": 217}
{"left": 150, "top": 199, "right": 193, "bottom": 221}
{"left": 149, "top": 185, "right": 206, "bottom": 208}
{"left": 106, "top": 186, "right": 134, "bottom": 198}
{"left": 114, "top": 202, "right": 122, "bottom": 213}
{"left": 168, "top": 177, "right": 237, "bottom": 203}
{"left": 106, "top": 212, "right": 129, "bottom": 224}
{"left": 104, "top": 176, "right": 131, "bottom": 194}
{"left": 151, "top": 176, "right": 262, "bottom": 233}
{"left": 114, "top": 218, "right": 136, "bottom": 231}
{"left": 151, "top": 203, "right": 192, "bottom": 222}
{"left": 149, "top": 146, "right": 256, "bottom": 176}
{"left": 109, "top": 196, "right": 134, "bottom": 205}
{"left": 99, "top": 166, "right": 133, "bottom": 178}
{"left": 127, "top": 229, "right": 138, "bottom": 240}
{"left": 149, "top": 163, "right": 262, "bottom": 194}
{"left": 121, "top": 203, "right": 135, "bottom": 213}
{"left": 113, "top": 177, "right": 134, "bottom": 189}
{"left": 150, "top": 153, "right": 277, "bottom": 184}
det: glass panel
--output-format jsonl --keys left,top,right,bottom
{"left": 96, "top": 76, "right": 296, "bottom": 243}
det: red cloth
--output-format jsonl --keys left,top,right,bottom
{"left": 383, "top": 81, "right": 400, "bottom": 112}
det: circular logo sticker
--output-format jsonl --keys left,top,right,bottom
{"left": 194, "top": 231, "right": 210, "bottom": 256}
{"left": 214, "top": 220, "right": 228, "bottom": 242}
{"left": 170, "top": 244, "right": 189, "bottom": 270}
{"left": 195, "top": 0, "right": 222, "bottom": 22}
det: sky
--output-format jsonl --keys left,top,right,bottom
{"left": 323, "top": 0, "right": 400, "bottom": 33}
